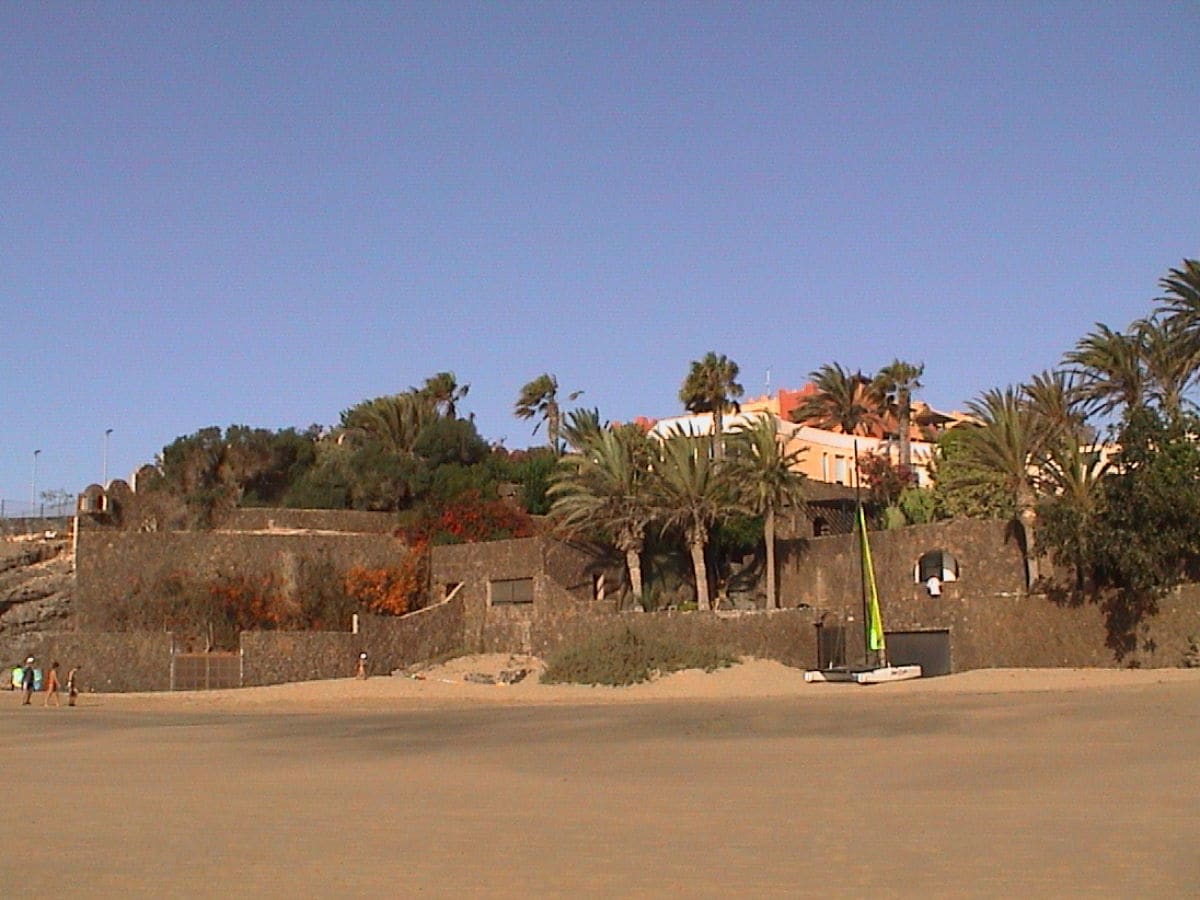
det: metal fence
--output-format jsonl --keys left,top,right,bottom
{"left": 0, "top": 498, "right": 76, "bottom": 520}
{"left": 171, "top": 652, "right": 243, "bottom": 691}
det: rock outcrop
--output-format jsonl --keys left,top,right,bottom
{"left": 0, "top": 535, "right": 74, "bottom": 660}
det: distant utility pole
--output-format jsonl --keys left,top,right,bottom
{"left": 31, "top": 449, "right": 41, "bottom": 515}
{"left": 103, "top": 428, "right": 113, "bottom": 485}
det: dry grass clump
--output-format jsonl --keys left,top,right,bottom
{"left": 542, "top": 624, "right": 736, "bottom": 686}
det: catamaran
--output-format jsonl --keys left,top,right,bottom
{"left": 805, "top": 471, "right": 922, "bottom": 685}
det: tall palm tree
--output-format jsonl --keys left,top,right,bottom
{"left": 514, "top": 374, "right": 582, "bottom": 455}
{"left": 727, "top": 416, "right": 808, "bottom": 609}
{"left": 678, "top": 352, "right": 744, "bottom": 459}
{"left": 956, "top": 387, "right": 1053, "bottom": 589}
{"left": 549, "top": 427, "right": 655, "bottom": 601}
{"left": 793, "top": 363, "right": 886, "bottom": 436}
{"left": 416, "top": 372, "right": 469, "bottom": 419}
{"left": 1063, "top": 323, "right": 1146, "bottom": 420}
{"left": 873, "top": 360, "right": 924, "bottom": 469}
{"left": 649, "top": 428, "right": 733, "bottom": 611}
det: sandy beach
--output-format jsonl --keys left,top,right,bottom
{"left": 3, "top": 659, "right": 1199, "bottom": 897}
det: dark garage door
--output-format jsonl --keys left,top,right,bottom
{"left": 885, "top": 630, "right": 951, "bottom": 677}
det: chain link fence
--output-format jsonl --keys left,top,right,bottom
{"left": 0, "top": 497, "right": 76, "bottom": 535}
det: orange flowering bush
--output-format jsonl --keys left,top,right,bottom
{"left": 343, "top": 544, "right": 429, "bottom": 616}
{"left": 347, "top": 493, "right": 538, "bottom": 617}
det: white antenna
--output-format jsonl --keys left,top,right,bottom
{"left": 765, "top": 367, "right": 771, "bottom": 395}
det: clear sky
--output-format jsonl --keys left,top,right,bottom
{"left": 2, "top": 2, "right": 1197, "bottom": 511}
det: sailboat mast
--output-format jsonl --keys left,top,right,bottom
{"left": 854, "top": 440, "right": 870, "bottom": 666}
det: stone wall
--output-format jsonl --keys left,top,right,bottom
{"left": 779, "top": 518, "right": 1026, "bottom": 612}
{"left": 431, "top": 538, "right": 613, "bottom": 654}
{"left": 12, "top": 631, "right": 173, "bottom": 693}
{"left": 222, "top": 508, "right": 398, "bottom": 534}
{"left": 239, "top": 596, "right": 467, "bottom": 686}
{"left": 240, "top": 631, "right": 360, "bottom": 686}
{"left": 360, "top": 597, "right": 466, "bottom": 676}
{"left": 75, "top": 528, "right": 403, "bottom": 628}
{"left": 877, "top": 584, "right": 1200, "bottom": 671}
{"left": 527, "top": 607, "right": 821, "bottom": 669}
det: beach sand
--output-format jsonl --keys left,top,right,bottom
{"left": 3, "top": 659, "right": 1198, "bottom": 896}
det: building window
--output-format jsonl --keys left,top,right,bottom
{"left": 821, "top": 454, "right": 830, "bottom": 481}
{"left": 490, "top": 577, "right": 534, "bottom": 605}
{"left": 834, "top": 457, "right": 847, "bottom": 485}
{"left": 912, "top": 554, "right": 960, "bottom": 588}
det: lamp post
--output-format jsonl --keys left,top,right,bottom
{"left": 103, "top": 428, "right": 113, "bottom": 485}
{"left": 31, "top": 449, "right": 41, "bottom": 517}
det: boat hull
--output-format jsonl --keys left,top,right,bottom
{"left": 804, "top": 665, "right": 923, "bottom": 685}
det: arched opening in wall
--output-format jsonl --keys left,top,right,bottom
{"left": 812, "top": 517, "right": 829, "bottom": 537}
{"left": 915, "top": 550, "right": 958, "bottom": 596}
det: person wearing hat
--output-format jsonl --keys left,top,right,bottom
{"left": 356, "top": 652, "right": 368, "bottom": 680}
{"left": 20, "top": 657, "right": 35, "bottom": 705}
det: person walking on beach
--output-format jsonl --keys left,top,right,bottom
{"left": 20, "top": 657, "right": 35, "bottom": 705}
{"left": 44, "top": 661, "right": 61, "bottom": 707}
{"left": 67, "top": 665, "right": 80, "bottom": 706}
{"left": 356, "top": 652, "right": 368, "bottom": 680}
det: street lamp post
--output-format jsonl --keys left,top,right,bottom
{"left": 103, "top": 428, "right": 113, "bottom": 485}
{"left": 31, "top": 449, "right": 41, "bottom": 518}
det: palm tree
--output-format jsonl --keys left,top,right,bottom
{"left": 1158, "top": 258, "right": 1200, "bottom": 332}
{"left": 416, "top": 372, "right": 469, "bottom": 418}
{"left": 1022, "top": 369, "right": 1090, "bottom": 441}
{"left": 1136, "top": 315, "right": 1199, "bottom": 420}
{"left": 1038, "top": 432, "right": 1111, "bottom": 591}
{"left": 956, "top": 387, "right": 1054, "bottom": 589}
{"left": 793, "top": 363, "right": 885, "bottom": 436}
{"left": 678, "top": 352, "right": 744, "bottom": 458}
{"left": 727, "top": 416, "right": 808, "bottom": 609}
{"left": 514, "top": 374, "right": 582, "bottom": 455}
{"left": 341, "top": 393, "right": 432, "bottom": 456}
{"left": 560, "top": 407, "right": 605, "bottom": 453}
{"left": 549, "top": 427, "right": 655, "bottom": 601}
{"left": 873, "top": 360, "right": 924, "bottom": 469}
{"left": 1063, "top": 323, "right": 1146, "bottom": 420}
{"left": 649, "top": 428, "right": 733, "bottom": 611}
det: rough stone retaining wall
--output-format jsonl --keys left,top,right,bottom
{"left": 239, "top": 595, "right": 468, "bottom": 686}
{"left": 222, "top": 508, "right": 398, "bottom": 534}
{"left": 360, "top": 597, "right": 466, "bottom": 676}
{"left": 11, "top": 631, "right": 173, "bottom": 693}
{"left": 779, "top": 518, "right": 1026, "bottom": 610}
{"left": 240, "top": 631, "right": 361, "bottom": 686}
{"left": 879, "top": 585, "right": 1200, "bottom": 671}
{"left": 524, "top": 607, "right": 821, "bottom": 670}
{"left": 75, "top": 528, "right": 403, "bottom": 628}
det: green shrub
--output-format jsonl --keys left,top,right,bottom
{"left": 542, "top": 624, "right": 737, "bottom": 686}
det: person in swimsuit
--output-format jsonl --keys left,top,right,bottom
{"left": 44, "top": 661, "right": 61, "bottom": 707}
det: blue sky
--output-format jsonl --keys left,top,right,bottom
{"left": 2, "top": 2, "right": 1197, "bottom": 510}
